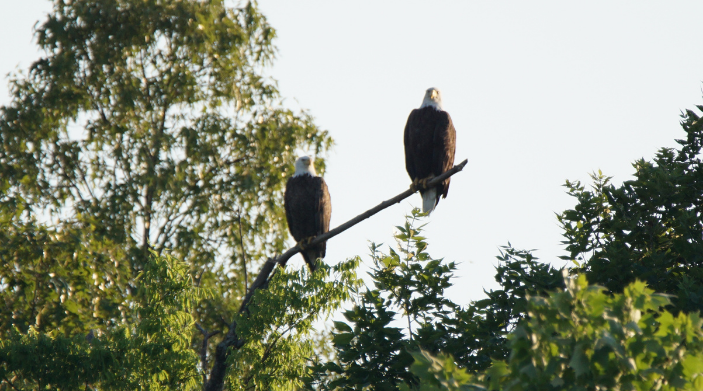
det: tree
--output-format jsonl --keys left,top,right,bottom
{"left": 0, "top": 0, "right": 342, "bottom": 389}
{"left": 306, "top": 210, "right": 563, "bottom": 389}
{"left": 0, "top": 252, "right": 205, "bottom": 390}
{"left": 0, "top": 250, "right": 360, "bottom": 390}
{"left": 408, "top": 274, "right": 703, "bottom": 391}
{"left": 0, "top": 3, "right": 471, "bottom": 387}
{"left": 0, "top": 0, "right": 330, "bottom": 339}
{"left": 559, "top": 104, "right": 703, "bottom": 314}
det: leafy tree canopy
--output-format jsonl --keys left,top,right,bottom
{"left": 305, "top": 210, "right": 563, "bottom": 389}
{"left": 0, "top": 252, "right": 205, "bottom": 390}
{"left": 559, "top": 103, "right": 703, "bottom": 313}
{"left": 410, "top": 274, "right": 703, "bottom": 391}
{"left": 0, "top": 0, "right": 331, "bottom": 340}
{"left": 0, "top": 250, "right": 360, "bottom": 390}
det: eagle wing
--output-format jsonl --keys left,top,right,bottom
{"left": 284, "top": 178, "right": 299, "bottom": 240}
{"left": 314, "top": 177, "right": 332, "bottom": 258}
{"left": 432, "top": 111, "right": 456, "bottom": 198}
{"left": 404, "top": 110, "right": 419, "bottom": 181}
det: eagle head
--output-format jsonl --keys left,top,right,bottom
{"left": 420, "top": 87, "right": 443, "bottom": 111}
{"left": 293, "top": 155, "right": 317, "bottom": 177}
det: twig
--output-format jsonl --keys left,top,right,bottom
{"left": 238, "top": 256, "right": 277, "bottom": 314}
{"left": 3, "top": 375, "right": 20, "bottom": 391}
{"left": 204, "top": 158, "right": 468, "bottom": 391}
{"left": 196, "top": 323, "right": 221, "bottom": 389}
{"left": 237, "top": 210, "right": 249, "bottom": 289}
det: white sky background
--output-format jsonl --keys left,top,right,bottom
{"left": 3, "top": 1, "right": 703, "bottom": 306}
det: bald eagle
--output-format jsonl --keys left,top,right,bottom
{"left": 404, "top": 87, "right": 457, "bottom": 214}
{"left": 284, "top": 156, "right": 332, "bottom": 271}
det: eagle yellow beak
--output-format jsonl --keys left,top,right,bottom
{"left": 431, "top": 90, "right": 438, "bottom": 100}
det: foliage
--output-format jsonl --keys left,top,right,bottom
{"left": 227, "top": 258, "right": 362, "bottom": 391}
{"left": 307, "top": 210, "right": 447, "bottom": 389}
{"left": 0, "top": 241, "right": 359, "bottom": 391}
{"left": 400, "top": 350, "right": 477, "bottom": 391}
{"left": 0, "top": 252, "right": 205, "bottom": 390}
{"left": 306, "top": 210, "right": 559, "bottom": 388}
{"left": 410, "top": 274, "right": 703, "bottom": 391}
{"left": 465, "top": 245, "right": 563, "bottom": 370}
{"left": 0, "top": 0, "right": 332, "bottom": 341}
{"left": 558, "top": 105, "right": 703, "bottom": 313}
{"left": 0, "top": 1, "right": 342, "bottom": 388}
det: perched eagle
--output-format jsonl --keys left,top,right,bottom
{"left": 404, "top": 87, "right": 457, "bottom": 214}
{"left": 284, "top": 156, "right": 332, "bottom": 271}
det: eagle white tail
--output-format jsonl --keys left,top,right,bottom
{"left": 422, "top": 188, "right": 438, "bottom": 214}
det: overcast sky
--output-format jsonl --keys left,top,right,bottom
{"left": 3, "top": 1, "right": 703, "bottom": 305}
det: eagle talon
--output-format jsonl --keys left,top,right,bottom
{"left": 298, "top": 236, "right": 315, "bottom": 251}
{"left": 410, "top": 178, "right": 420, "bottom": 192}
{"left": 411, "top": 178, "right": 430, "bottom": 192}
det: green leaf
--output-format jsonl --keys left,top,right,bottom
{"left": 332, "top": 333, "right": 354, "bottom": 345}
{"left": 333, "top": 321, "right": 352, "bottom": 333}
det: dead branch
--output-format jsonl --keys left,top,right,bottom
{"left": 204, "top": 158, "right": 468, "bottom": 391}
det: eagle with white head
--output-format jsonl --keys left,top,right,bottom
{"left": 284, "top": 156, "right": 332, "bottom": 271}
{"left": 404, "top": 87, "right": 457, "bottom": 213}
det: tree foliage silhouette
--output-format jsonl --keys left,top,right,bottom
{"left": 0, "top": 0, "right": 330, "bottom": 339}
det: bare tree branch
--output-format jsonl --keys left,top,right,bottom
{"left": 204, "top": 158, "right": 468, "bottom": 391}
{"left": 196, "top": 323, "right": 221, "bottom": 390}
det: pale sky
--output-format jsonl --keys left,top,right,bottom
{"left": 3, "top": 1, "right": 703, "bottom": 304}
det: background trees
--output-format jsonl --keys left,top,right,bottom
{"left": 0, "top": 0, "right": 340, "bottom": 388}
{"left": 0, "top": 0, "right": 330, "bottom": 338}
{"left": 409, "top": 275, "right": 703, "bottom": 391}
{"left": 0, "top": 253, "right": 205, "bottom": 390}
{"left": 559, "top": 105, "right": 703, "bottom": 314}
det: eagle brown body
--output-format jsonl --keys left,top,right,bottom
{"left": 404, "top": 105, "right": 457, "bottom": 213}
{"left": 284, "top": 173, "right": 331, "bottom": 271}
